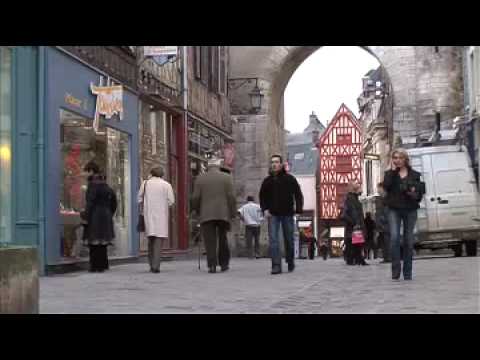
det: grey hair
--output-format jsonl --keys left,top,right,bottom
{"left": 150, "top": 166, "right": 164, "bottom": 178}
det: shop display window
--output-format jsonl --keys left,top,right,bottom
{"left": 0, "top": 47, "right": 12, "bottom": 244}
{"left": 60, "top": 109, "right": 130, "bottom": 259}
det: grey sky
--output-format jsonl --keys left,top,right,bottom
{"left": 284, "top": 46, "right": 380, "bottom": 133}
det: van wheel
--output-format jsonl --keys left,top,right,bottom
{"left": 465, "top": 240, "right": 478, "bottom": 257}
{"left": 453, "top": 245, "right": 463, "bottom": 257}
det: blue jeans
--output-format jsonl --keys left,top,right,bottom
{"left": 268, "top": 216, "right": 295, "bottom": 267}
{"left": 388, "top": 208, "right": 417, "bottom": 279}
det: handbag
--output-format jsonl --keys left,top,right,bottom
{"left": 137, "top": 180, "right": 147, "bottom": 232}
{"left": 352, "top": 230, "right": 365, "bottom": 245}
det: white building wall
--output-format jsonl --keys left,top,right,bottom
{"left": 296, "top": 175, "right": 318, "bottom": 237}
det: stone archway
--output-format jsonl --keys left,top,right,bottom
{"left": 229, "top": 46, "right": 463, "bottom": 204}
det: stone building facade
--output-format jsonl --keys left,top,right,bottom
{"left": 228, "top": 46, "right": 464, "bottom": 253}
{"left": 185, "top": 47, "right": 232, "bottom": 247}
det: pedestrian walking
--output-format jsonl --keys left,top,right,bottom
{"left": 364, "top": 212, "right": 377, "bottom": 260}
{"left": 383, "top": 148, "right": 425, "bottom": 280}
{"left": 259, "top": 154, "right": 304, "bottom": 275}
{"left": 137, "top": 166, "right": 175, "bottom": 273}
{"left": 82, "top": 171, "right": 117, "bottom": 272}
{"left": 376, "top": 182, "right": 391, "bottom": 263}
{"left": 238, "top": 195, "right": 264, "bottom": 259}
{"left": 305, "top": 227, "right": 317, "bottom": 260}
{"left": 340, "top": 181, "right": 368, "bottom": 266}
{"left": 80, "top": 161, "right": 101, "bottom": 256}
{"left": 318, "top": 228, "right": 329, "bottom": 260}
{"left": 191, "top": 157, "right": 236, "bottom": 274}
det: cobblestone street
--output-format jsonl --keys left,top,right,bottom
{"left": 40, "top": 255, "right": 480, "bottom": 314}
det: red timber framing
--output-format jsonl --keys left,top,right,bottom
{"left": 317, "top": 104, "right": 363, "bottom": 220}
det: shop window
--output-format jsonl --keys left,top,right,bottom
{"left": 59, "top": 109, "right": 130, "bottom": 260}
{"left": 0, "top": 47, "right": 12, "bottom": 244}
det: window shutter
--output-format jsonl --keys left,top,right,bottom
{"left": 194, "top": 46, "right": 201, "bottom": 79}
{"left": 219, "top": 46, "right": 226, "bottom": 95}
{"left": 201, "top": 46, "right": 209, "bottom": 86}
{"left": 207, "top": 46, "right": 218, "bottom": 92}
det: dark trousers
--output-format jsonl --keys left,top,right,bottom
{"left": 388, "top": 208, "right": 417, "bottom": 279}
{"left": 308, "top": 242, "right": 315, "bottom": 259}
{"left": 352, "top": 244, "right": 365, "bottom": 264}
{"left": 89, "top": 245, "right": 109, "bottom": 271}
{"left": 201, "top": 220, "right": 230, "bottom": 268}
{"left": 245, "top": 225, "right": 261, "bottom": 258}
{"left": 378, "top": 232, "right": 391, "bottom": 261}
{"left": 365, "top": 240, "right": 378, "bottom": 259}
{"left": 345, "top": 238, "right": 353, "bottom": 264}
{"left": 148, "top": 236, "right": 165, "bottom": 271}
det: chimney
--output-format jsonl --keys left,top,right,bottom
{"left": 312, "top": 129, "right": 320, "bottom": 146}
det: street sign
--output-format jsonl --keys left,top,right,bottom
{"left": 144, "top": 46, "right": 178, "bottom": 57}
{"left": 364, "top": 153, "right": 380, "bottom": 160}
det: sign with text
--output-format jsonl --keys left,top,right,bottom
{"left": 90, "top": 82, "right": 124, "bottom": 132}
{"left": 144, "top": 46, "right": 177, "bottom": 57}
{"left": 364, "top": 153, "right": 380, "bottom": 161}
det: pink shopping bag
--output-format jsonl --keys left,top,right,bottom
{"left": 352, "top": 230, "right": 365, "bottom": 245}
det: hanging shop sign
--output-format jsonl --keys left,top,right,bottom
{"left": 363, "top": 153, "right": 380, "bottom": 161}
{"left": 223, "top": 143, "right": 234, "bottom": 168}
{"left": 90, "top": 77, "right": 124, "bottom": 132}
{"left": 144, "top": 46, "right": 178, "bottom": 57}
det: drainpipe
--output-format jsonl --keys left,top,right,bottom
{"left": 177, "top": 46, "right": 189, "bottom": 249}
{"left": 37, "top": 46, "right": 46, "bottom": 275}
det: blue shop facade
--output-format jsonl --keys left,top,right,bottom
{"left": 1, "top": 46, "right": 140, "bottom": 274}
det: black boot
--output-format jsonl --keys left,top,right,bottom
{"left": 271, "top": 264, "right": 282, "bottom": 275}
{"left": 288, "top": 262, "right": 295, "bottom": 272}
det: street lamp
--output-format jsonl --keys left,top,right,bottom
{"left": 229, "top": 77, "right": 264, "bottom": 114}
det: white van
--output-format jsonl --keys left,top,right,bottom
{"left": 407, "top": 145, "right": 479, "bottom": 256}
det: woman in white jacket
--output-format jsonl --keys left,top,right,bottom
{"left": 138, "top": 167, "right": 175, "bottom": 273}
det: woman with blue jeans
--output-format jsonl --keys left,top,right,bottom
{"left": 383, "top": 149, "right": 424, "bottom": 280}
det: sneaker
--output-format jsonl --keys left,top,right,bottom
{"left": 208, "top": 266, "right": 216, "bottom": 274}
{"left": 288, "top": 263, "right": 295, "bottom": 272}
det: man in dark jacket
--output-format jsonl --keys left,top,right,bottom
{"left": 259, "top": 154, "right": 304, "bottom": 275}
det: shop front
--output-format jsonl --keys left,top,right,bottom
{"left": 139, "top": 99, "right": 183, "bottom": 253}
{"left": 187, "top": 114, "right": 234, "bottom": 245}
{"left": 44, "top": 48, "right": 139, "bottom": 268}
{"left": 187, "top": 115, "right": 234, "bottom": 191}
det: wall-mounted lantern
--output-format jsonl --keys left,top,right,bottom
{"left": 229, "top": 77, "right": 264, "bottom": 114}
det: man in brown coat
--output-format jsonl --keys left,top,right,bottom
{"left": 191, "top": 157, "right": 236, "bottom": 273}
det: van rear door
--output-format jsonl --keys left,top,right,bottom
{"left": 410, "top": 153, "right": 437, "bottom": 232}
{"left": 431, "top": 151, "right": 479, "bottom": 230}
